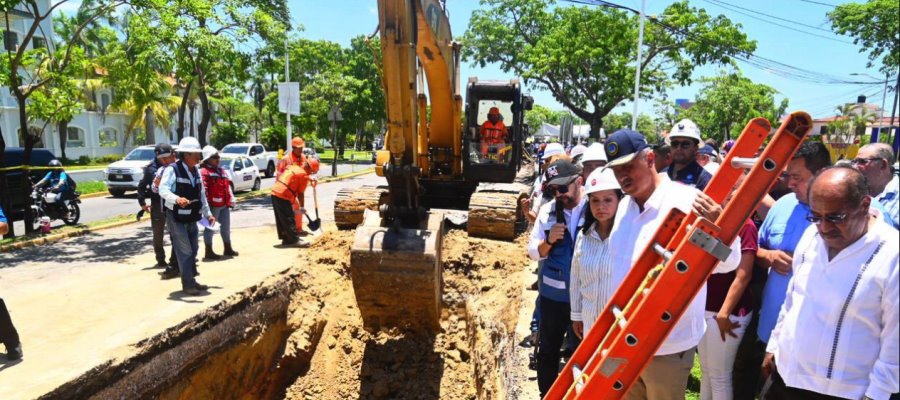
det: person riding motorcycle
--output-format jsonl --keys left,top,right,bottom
{"left": 33, "top": 160, "right": 74, "bottom": 212}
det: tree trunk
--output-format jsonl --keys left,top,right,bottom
{"left": 588, "top": 113, "right": 604, "bottom": 141}
{"left": 58, "top": 120, "right": 69, "bottom": 161}
{"left": 198, "top": 86, "right": 211, "bottom": 147}
{"left": 16, "top": 92, "right": 35, "bottom": 234}
{"left": 145, "top": 106, "right": 156, "bottom": 146}
{"left": 189, "top": 102, "right": 196, "bottom": 138}
{"left": 176, "top": 79, "right": 193, "bottom": 141}
{"left": 0, "top": 125, "right": 12, "bottom": 239}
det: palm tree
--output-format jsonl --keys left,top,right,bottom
{"left": 114, "top": 74, "right": 180, "bottom": 150}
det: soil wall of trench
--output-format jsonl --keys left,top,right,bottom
{"left": 45, "top": 229, "right": 534, "bottom": 400}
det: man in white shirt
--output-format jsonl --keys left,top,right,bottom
{"left": 853, "top": 143, "right": 899, "bottom": 229}
{"left": 604, "top": 129, "right": 722, "bottom": 400}
{"left": 527, "top": 159, "right": 587, "bottom": 397}
{"left": 763, "top": 166, "right": 898, "bottom": 400}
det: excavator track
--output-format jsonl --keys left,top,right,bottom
{"left": 350, "top": 209, "right": 445, "bottom": 332}
{"left": 467, "top": 183, "right": 530, "bottom": 241}
{"left": 334, "top": 186, "right": 389, "bottom": 229}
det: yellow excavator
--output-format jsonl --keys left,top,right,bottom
{"left": 336, "top": 0, "right": 533, "bottom": 332}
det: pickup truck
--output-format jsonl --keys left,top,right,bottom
{"left": 220, "top": 143, "right": 279, "bottom": 178}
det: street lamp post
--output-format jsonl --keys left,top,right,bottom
{"left": 328, "top": 105, "right": 343, "bottom": 177}
{"left": 630, "top": 0, "right": 646, "bottom": 131}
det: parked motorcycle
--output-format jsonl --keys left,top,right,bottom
{"left": 31, "top": 187, "right": 81, "bottom": 228}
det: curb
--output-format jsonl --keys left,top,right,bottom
{"left": 0, "top": 168, "right": 375, "bottom": 253}
{"left": 80, "top": 191, "right": 109, "bottom": 199}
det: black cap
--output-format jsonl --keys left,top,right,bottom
{"left": 604, "top": 129, "right": 649, "bottom": 167}
{"left": 698, "top": 145, "right": 717, "bottom": 156}
{"left": 544, "top": 160, "right": 580, "bottom": 186}
{"left": 154, "top": 143, "right": 174, "bottom": 158}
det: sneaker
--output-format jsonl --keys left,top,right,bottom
{"left": 194, "top": 283, "right": 209, "bottom": 291}
{"left": 182, "top": 287, "right": 204, "bottom": 296}
{"left": 6, "top": 343, "right": 22, "bottom": 361}
{"left": 154, "top": 262, "right": 169, "bottom": 269}
{"left": 159, "top": 269, "right": 179, "bottom": 280}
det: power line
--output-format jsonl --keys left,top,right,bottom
{"left": 562, "top": 0, "right": 882, "bottom": 85}
{"left": 795, "top": 0, "right": 838, "bottom": 8}
{"left": 707, "top": 0, "right": 838, "bottom": 34}
{"left": 700, "top": 0, "right": 851, "bottom": 44}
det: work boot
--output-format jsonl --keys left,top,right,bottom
{"left": 203, "top": 245, "right": 222, "bottom": 261}
{"left": 6, "top": 343, "right": 22, "bottom": 361}
{"left": 223, "top": 242, "right": 239, "bottom": 257}
{"left": 159, "top": 268, "right": 179, "bottom": 280}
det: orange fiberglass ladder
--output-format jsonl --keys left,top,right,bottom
{"left": 545, "top": 112, "right": 814, "bottom": 400}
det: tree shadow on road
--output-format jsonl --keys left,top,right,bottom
{"left": 0, "top": 225, "right": 160, "bottom": 268}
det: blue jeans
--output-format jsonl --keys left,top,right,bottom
{"left": 166, "top": 210, "right": 199, "bottom": 290}
{"left": 203, "top": 206, "right": 231, "bottom": 247}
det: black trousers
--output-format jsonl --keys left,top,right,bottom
{"left": 537, "top": 297, "right": 578, "bottom": 397}
{"left": 765, "top": 366, "right": 845, "bottom": 400}
{"left": 150, "top": 202, "right": 176, "bottom": 266}
{"left": 0, "top": 298, "right": 20, "bottom": 349}
{"left": 271, "top": 195, "right": 298, "bottom": 243}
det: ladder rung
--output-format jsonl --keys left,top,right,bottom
{"left": 730, "top": 156, "right": 758, "bottom": 169}
{"left": 689, "top": 228, "right": 732, "bottom": 262}
{"left": 612, "top": 306, "right": 628, "bottom": 328}
{"left": 652, "top": 243, "right": 673, "bottom": 262}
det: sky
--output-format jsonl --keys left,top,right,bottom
{"left": 282, "top": 0, "right": 895, "bottom": 121}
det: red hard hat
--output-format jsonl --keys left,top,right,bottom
{"left": 488, "top": 107, "right": 500, "bottom": 115}
{"left": 307, "top": 158, "right": 320, "bottom": 174}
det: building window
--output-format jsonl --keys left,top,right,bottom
{"left": 66, "top": 127, "right": 85, "bottom": 147}
{"left": 32, "top": 36, "right": 46, "bottom": 50}
{"left": 3, "top": 31, "right": 19, "bottom": 52}
{"left": 99, "top": 128, "right": 118, "bottom": 147}
{"left": 100, "top": 93, "right": 111, "bottom": 112}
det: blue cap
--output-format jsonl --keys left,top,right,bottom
{"left": 604, "top": 129, "right": 649, "bottom": 167}
{"left": 699, "top": 146, "right": 718, "bottom": 156}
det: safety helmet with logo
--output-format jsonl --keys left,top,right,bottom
{"left": 48, "top": 159, "right": 62, "bottom": 167}
{"left": 584, "top": 168, "right": 620, "bottom": 195}
{"left": 668, "top": 119, "right": 703, "bottom": 146}
{"left": 177, "top": 137, "right": 202, "bottom": 153}
{"left": 201, "top": 145, "right": 219, "bottom": 163}
{"left": 292, "top": 137, "right": 305, "bottom": 148}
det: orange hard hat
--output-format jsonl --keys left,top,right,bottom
{"left": 291, "top": 137, "right": 305, "bottom": 148}
{"left": 488, "top": 107, "right": 500, "bottom": 115}
{"left": 307, "top": 158, "right": 320, "bottom": 174}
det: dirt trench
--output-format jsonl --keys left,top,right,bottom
{"left": 146, "top": 229, "right": 534, "bottom": 400}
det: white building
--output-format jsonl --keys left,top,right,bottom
{"left": 1, "top": 1, "right": 195, "bottom": 159}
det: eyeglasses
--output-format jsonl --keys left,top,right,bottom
{"left": 850, "top": 157, "right": 884, "bottom": 166}
{"left": 551, "top": 177, "right": 577, "bottom": 194}
{"left": 669, "top": 140, "right": 695, "bottom": 149}
{"left": 806, "top": 212, "right": 849, "bottom": 225}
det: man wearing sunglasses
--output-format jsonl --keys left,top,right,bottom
{"left": 527, "top": 159, "right": 586, "bottom": 397}
{"left": 763, "top": 166, "right": 898, "bottom": 400}
{"left": 852, "top": 143, "right": 898, "bottom": 229}
{"left": 666, "top": 119, "right": 713, "bottom": 190}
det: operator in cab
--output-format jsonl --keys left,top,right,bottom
{"left": 479, "top": 107, "right": 509, "bottom": 160}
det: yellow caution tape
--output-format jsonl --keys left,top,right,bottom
{"left": 0, "top": 165, "right": 65, "bottom": 172}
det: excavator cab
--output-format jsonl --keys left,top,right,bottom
{"left": 463, "top": 78, "right": 533, "bottom": 183}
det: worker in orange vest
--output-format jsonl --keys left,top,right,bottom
{"left": 271, "top": 162, "right": 311, "bottom": 247}
{"left": 277, "top": 137, "right": 308, "bottom": 177}
{"left": 276, "top": 137, "right": 321, "bottom": 234}
{"left": 480, "top": 107, "right": 509, "bottom": 160}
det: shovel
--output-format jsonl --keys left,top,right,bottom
{"left": 305, "top": 183, "right": 322, "bottom": 232}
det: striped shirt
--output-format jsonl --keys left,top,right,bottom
{"left": 570, "top": 223, "right": 620, "bottom": 333}
{"left": 876, "top": 174, "right": 899, "bottom": 229}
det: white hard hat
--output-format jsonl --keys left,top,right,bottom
{"left": 542, "top": 142, "right": 565, "bottom": 160}
{"left": 177, "top": 137, "right": 202, "bottom": 153}
{"left": 570, "top": 144, "right": 588, "bottom": 159}
{"left": 668, "top": 119, "right": 703, "bottom": 145}
{"left": 584, "top": 168, "right": 620, "bottom": 195}
{"left": 201, "top": 145, "right": 218, "bottom": 162}
{"left": 581, "top": 143, "right": 607, "bottom": 163}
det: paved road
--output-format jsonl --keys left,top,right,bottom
{"left": 10, "top": 163, "right": 373, "bottom": 234}
{"left": 0, "top": 172, "right": 383, "bottom": 398}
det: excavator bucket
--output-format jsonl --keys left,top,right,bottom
{"left": 350, "top": 210, "right": 445, "bottom": 332}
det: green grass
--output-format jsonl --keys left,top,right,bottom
{"left": 77, "top": 180, "right": 107, "bottom": 195}
{"left": 318, "top": 149, "right": 372, "bottom": 161}
{"left": 687, "top": 354, "right": 702, "bottom": 399}
{"left": 65, "top": 164, "right": 108, "bottom": 171}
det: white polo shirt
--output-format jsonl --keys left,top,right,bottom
{"left": 767, "top": 220, "right": 899, "bottom": 400}
{"left": 609, "top": 178, "right": 708, "bottom": 356}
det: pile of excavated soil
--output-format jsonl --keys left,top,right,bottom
{"left": 279, "top": 229, "right": 533, "bottom": 400}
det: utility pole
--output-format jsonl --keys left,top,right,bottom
{"left": 630, "top": 0, "right": 646, "bottom": 131}
{"left": 889, "top": 72, "right": 899, "bottom": 148}
{"left": 285, "top": 37, "right": 292, "bottom": 152}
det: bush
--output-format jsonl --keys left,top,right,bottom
{"left": 259, "top": 125, "right": 286, "bottom": 152}
{"left": 94, "top": 154, "right": 124, "bottom": 163}
{"left": 210, "top": 123, "right": 250, "bottom": 149}
{"left": 78, "top": 155, "right": 91, "bottom": 165}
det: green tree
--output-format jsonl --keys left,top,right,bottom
{"left": 525, "top": 104, "right": 563, "bottom": 131}
{"left": 678, "top": 70, "right": 788, "bottom": 143}
{"left": 462, "top": 0, "right": 756, "bottom": 138}
{"left": 27, "top": 47, "right": 89, "bottom": 161}
{"left": 829, "top": 0, "right": 899, "bottom": 74}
